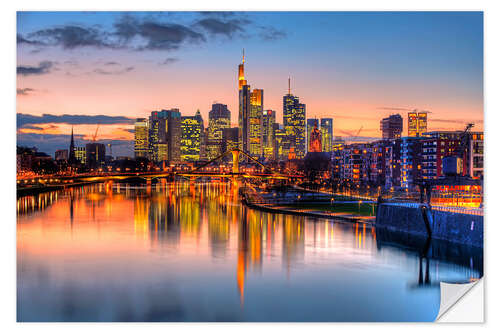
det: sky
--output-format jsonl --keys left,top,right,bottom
{"left": 16, "top": 11, "right": 484, "bottom": 157}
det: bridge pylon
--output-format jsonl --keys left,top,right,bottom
{"left": 232, "top": 150, "right": 240, "bottom": 174}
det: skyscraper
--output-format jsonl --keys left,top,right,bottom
{"left": 308, "top": 122, "right": 322, "bottom": 153}
{"left": 85, "top": 142, "right": 106, "bottom": 169}
{"left": 181, "top": 110, "right": 204, "bottom": 161}
{"left": 320, "top": 118, "right": 333, "bottom": 152}
{"left": 207, "top": 103, "right": 231, "bottom": 159}
{"left": 380, "top": 114, "right": 403, "bottom": 139}
{"left": 148, "top": 109, "right": 181, "bottom": 163}
{"left": 408, "top": 111, "right": 428, "bottom": 137}
{"left": 306, "top": 118, "right": 319, "bottom": 153}
{"left": 262, "top": 110, "right": 275, "bottom": 159}
{"left": 273, "top": 123, "right": 288, "bottom": 161}
{"left": 238, "top": 50, "right": 251, "bottom": 154}
{"left": 249, "top": 88, "right": 263, "bottom": 157}
{"left": 283, "top": 78, "right": 306, "bottom": 159}
{"left": 134, "top": 118, "right": 149, "bottom": 158}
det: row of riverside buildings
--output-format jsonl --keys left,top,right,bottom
{"left": 134, "top": 52, "right": 334, "bottom": 164}
{"left": 332, "top": 113, "right": 483, "bottom": 191}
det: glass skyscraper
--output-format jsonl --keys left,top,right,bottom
{"left": 320, "top": 118, "right": 333, "bottom": 152}
{"left": 208, "top": 103, "right": 231, "bottom": 159}
{"left": 262, "top": 110, "right": 275, "bottom": 159}
{"left": 181, "top": 110, "right": 204, "bottom": 161}
{"left": 134, "top": 118, "right": 149, "bottom": 158}
{"left": 283, "top": 79, "right": 306, "bottom": 159}
{"left": 249, "top": 89, "right": 263, "bottom": 158}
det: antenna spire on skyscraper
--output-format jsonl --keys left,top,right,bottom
{"left": 288, "top": 77, "right": 291, "bottom": 95}
{"left": 242, "top": 48, "right": 245, "bottom": 63}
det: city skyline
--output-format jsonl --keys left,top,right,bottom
{"left": 17, "top": 11, "right": 483, "bottom": 156}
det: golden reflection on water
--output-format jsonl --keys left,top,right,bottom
{"left": 17, "top": 180, "right": 481, "bottom": 315}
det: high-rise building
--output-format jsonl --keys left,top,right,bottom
{"left": 238, "top": 50, "right": 251, "bottom": 154}
{"left": 148, "top": 109, "right": 181, "bottom": 163}
{"left": 262, "top": 110, "right": 275, "bottom": 159}
{"left": 283, "top": 78, "right": 306, "bottom": 158}
{"left": 380, "top": 114, "right": 403, "bottom": 139}
{"left": 181, "top": 110, "right": 204, "bottom": 162}
{"left": 306, "top": 118, "right": 319, "bottom": 153}
{"left": 249, "top": 88, "right": 263, "bottom": 157}
{"left": 222, "top": 127, "right": 239, "bottom": 158}
{"left": 308, "top": 123, "right": 322, "bottom": 153}
{"left": 207, "top": 103, "right": 231, "bottom": 160}
{"left": 408, "top": 111, "right": 428, "bottom": 137}
{"left": 320, "top": 118, "right": 333, "bottom": 152}
{"left": 273, "top": 123, "right": 289, "bottom": 161}
{"left": 134, "top": 118, "right": 149, "bottom": 158}
{"left": 85, "top": 143, "right": 106, "bottom": 169}
{"left": 74, "top": 146, "right": 86, "bottom": 165}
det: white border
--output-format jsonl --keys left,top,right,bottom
{"left": 3, "top": 0, "right": 499, "bottom": 331}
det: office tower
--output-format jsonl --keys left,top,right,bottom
{"left": 273, "top": 123, "right": 289, "bottom": 161}
{"left": 262, "top": 110, "right": 276, "bottom": 159}
{"left": 283, "top": 78, "right": 306, "bottom": 158}
{"left": 181, "top": 110, "right": 204, "bottom": 162}
{"left": 55, "top": 149, "right": 68, "bottom": 160}
{"left": 308, "top": 123, "right": 322, "bottom": 153}
{"left": 199, "top": 128, "right": 209, "bottom": 161}
{"left": 148, "top": 111, "right": 164, "bottom": 162}
{"left": 85, "top": 143, "right": 106, "bottom": 169}
{"left": 320, "top": 118, "right": 333, "bottom": 152}
{"left": 222, "top": 127, "right": 239, "bottom": 158}
{"left": 307, "top": 118, "right": 319, "bottom": 153}
{"left": 134, "top": 118, "right": 149, "bottom": 158}
{"left": 238, "top": 50, "right": 251, "bottom": 153}
{"left": 249, "top": 88, "right": 264, "bottom": 157}
{"left": 74, "top": 146, "right": 86, "bottom": 165}
{"left": 207, "top": 103, "right": 231, "bottom": 159}
{"left": 380, "top": 114, "right": 403, "bottom": 139}
{"left": 408, "top": 111, "right": 428, "bottom": 137}
{"left": 148, "top": 109, "right": 181, "bottom": 163}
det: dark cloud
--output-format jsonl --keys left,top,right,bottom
{"left": 17, "top": 113, "right": 135, "bottom": 127}
{"left": 17, "top": 61, "right": 54, "bottom": 76}
{"left": 17, "top": 88, "right": 35, "bottom": 96}
{"left": 17, "top": 34, "right": 45, "bottom": 46}
{"left": 17, "top": 13, "right": 286, "bottom": 54}
{"left": 113, "top": 15, "right": 205, "bottom": 51}
{"left": 195, "top": 18, "right": 248, "bottom": 37}
{"left": 259, "top": 26, "right": 287, "bottom": 41}
{"left": 104, "top": 61, "right": 120, "bottom": 66}
{"left": 93, "top": 66, "right": 134, "bottom": 75}
{"left": 160, "top": 57, "right": 179, "bottom": 65}
{"left": 24, "top": 25, "right": 116, "bottom": 50}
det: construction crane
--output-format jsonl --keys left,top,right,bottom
{"left": 92, "top": 124, "right": 100, "bottom": 142}
{"left": 355, "top": 126, "right": 363, "bottom": 137}
{"left": 442, "top": 123, "right": 474, "bottom": 177}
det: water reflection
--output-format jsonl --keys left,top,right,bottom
{"left": 17, "top": 181, "right": 482, "bottom": 322}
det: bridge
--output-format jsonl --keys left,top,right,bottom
{"left": 17, "top": 148, "right": 304, "bottom": 193}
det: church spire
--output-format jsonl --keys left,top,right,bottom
{"left": 68, "top": 126, "right": 76, "bottom": 165}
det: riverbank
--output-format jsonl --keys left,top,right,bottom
{"left": 241, "top": 192, "right": 376, "bottom": 224}
{"left": 17, "top": 180, "right": 99, "bottom": 197}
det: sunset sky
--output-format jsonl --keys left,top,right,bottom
{"left": 16, "top": 11, "right": 483, "bottom": 157}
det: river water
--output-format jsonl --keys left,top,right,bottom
{"left": 17, "top": 181, "right": 483, "bottom": 322}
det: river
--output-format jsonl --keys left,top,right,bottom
{"left": 16, "top": 181, "right": 483, "bottom": 321}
